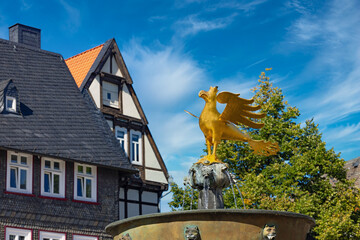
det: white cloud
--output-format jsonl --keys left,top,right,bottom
{"left": 214, "top": 0, "right": 268, "bottom": 12}
{"left": 20, "top": 0, "right": 32, "bottom": 11}
{"left": 286, "top": 0, "right": 360, "bottom": 124}
{"left": 175, "top": 13, "right": 237, "bottom": 37}
{"left": 325, "top": 123, "right": 360, "bottom": 141}
{"left": 152, "top": 112, "right": 204, "bottom": 157}
{"left": 58, "top": 0, "right": 81, "bottom": 33}
{"left": 282, "top": 0, "right": 360, "bottom": 160}
{"left": 122, "top": 39, "right": 205, "bottom": 107}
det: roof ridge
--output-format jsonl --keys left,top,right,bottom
{"left": 65, "top": 43, "right": 104, "bottom": 61}
{"left": 0, "top": 38, "right": 63, "bottom": 58}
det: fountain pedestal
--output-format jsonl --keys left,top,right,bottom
{"left": 188, "top": 163, "right": 230, "bottom": 209}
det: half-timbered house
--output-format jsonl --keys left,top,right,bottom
{"left": 66, "top": 39, "right": 169, "bottom": 219}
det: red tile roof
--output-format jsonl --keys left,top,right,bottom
{"left": 65, "top": 44, "right": 104, "bottom": 87}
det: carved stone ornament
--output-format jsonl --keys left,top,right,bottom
{"left": 260, "top": 224, "right": 277, "bottom": 240}
{"left": 120, "top": 233, "right": 132, "bottom": 240}
{"left": 184, "top": 225, "right": 201, "bottom": 240}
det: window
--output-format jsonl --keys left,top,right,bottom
{"left": 6, "top": 151, "right": 33, "bottom": 194}
{"left": 102, "top": 81, "right": 119, "bottom": 108}
{"left": 39, "top": 231, "right": 65, "bottom": 240}
{"left": 6, "top": 96, "right": 16, "bottom": 112}
{"left": 5, "top": 227, "right": 32, "bottom": 240}
{"left": 74, "top": 163, "right": 97, "bottom": 202}
{"left": 115, "top": 126, "right": 128, "bottom": 153}
{"left": 130, "top": 130, "right": 142, "bottom": 165}
{"left": 41, "top": 158, "right": 65, "bottom": 198}
{"left": 73, "top": 235, "right": 98, "bottom": 240}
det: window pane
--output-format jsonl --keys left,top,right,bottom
{"left": 11, "top": 155, "right": 17, "bottom": 163}
{"left": 107, "top": 92, "right": 111, "bottom": 100}
{"left": 44, "top": 172, "right": 51, "bottom": 193}
{"left": 54, "top": 161, "right": 60, "bottom": 170}
{"left": 86, "top": 178, "right": 92, "bottom": 198}
{"left": 20, "top": 169, "right": 27, "bottom": 189}
{"left": 54, "top": 174, "right": 60, "bottom": 194}
{"left": 78, "top": 165, "right": 83, "bottom": 173}
{"left": 19, "top": 236, "right": 25, "bottom": 240}
{"left": 136, "top": 144, "right": 139, "bottom": 162}
{"left": 117, "top": 130, "right": 124, "bottom": 138}
{"left": 9, "top": 235, "right": 16, "bottom": 240}
{"left": 20, "top": 156, "right": 27, "bottom": 165}
{"left": 10, "top": 167, "right": 17, "bottom": 188}
{"left": 77, "top": 177, "right": 83, "bottom": 197}
{"left": 7, "top": 99, "right": 14, "bottom": 108}
{"left": 131, "top": 142, "right": 135, "bottom": 161}
{"left": 86, "top": 167, "right": 92, "bottom": 175}
{"left": 132, "top": 134, "right": 139, "bottom": 142}
{"left": 45, "top": 160, "right": 51, "bottom": 168}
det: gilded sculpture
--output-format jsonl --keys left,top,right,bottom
{"left": 194, "top": 86, "right": 279, "bottom": 164}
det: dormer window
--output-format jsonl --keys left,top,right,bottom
{"left": 6, "top": 96, "right": 16, "bottom": 112}
{"left": 1, "top": 79, "right": 21, "bottom": 115}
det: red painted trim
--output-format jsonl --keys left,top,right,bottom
{"left": 4, "top": 191, "right": 36, "bottom": 197}
{"left": 39, "top": 195, "right": 67, "bottom": 201}
{"left": 72, "top": 233, "right": 99, "bottom": 240}
{"left": 72, "top": 199, "right": 100, "bottom": 205}
{"left": 4, "top": 226, "right": 33, "bottom": 240}
{"left": 39, "top": 229, "right": 67, "bottom": 240}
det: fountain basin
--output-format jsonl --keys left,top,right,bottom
{"left": 106, "top": 209, "right": 315, "bottom": 240}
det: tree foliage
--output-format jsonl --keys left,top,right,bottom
{"left": 169, "top": 70, "right": 360, "bottom": 239}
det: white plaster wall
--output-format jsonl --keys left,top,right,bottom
{"left": 89, "top": 75, "right": 101, "bottom": 108}
{"left": 122, "top": 84, "right": 141, "bottom": 119}
{"left": 102, "top": 57, "right": 111, "bottom": 73}
{"left": 144, "top": 135, "right": 161, "bottom": 169}
{"left": 145, "top": 169, "right": 168, "bottom": 184}
{"left": 112, "top": 57, "right": 123, "bottom": 77}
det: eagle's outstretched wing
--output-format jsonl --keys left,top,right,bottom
{"left": 217, "top": 91, "right": 265, "bottom": 129}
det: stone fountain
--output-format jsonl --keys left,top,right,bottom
{"left": 106, "top": 86, "right": 315, "bottom": 240}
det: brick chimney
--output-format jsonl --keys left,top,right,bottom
{"left": 9, "top": 23, "right": 41, "bottom": 48}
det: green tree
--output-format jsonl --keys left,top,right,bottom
{"left": 169, "top": 70, "right": 360, "bottom": 239}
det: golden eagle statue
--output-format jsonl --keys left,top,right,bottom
{"left": 195, "top": 86, "right": 279, "bottom": 164}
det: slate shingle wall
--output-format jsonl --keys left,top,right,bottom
{"left": 0, "top": 150, "right": 118, "bottom": 239}
{"left": 345, "top": 157, "right": 360, "bottom": 188}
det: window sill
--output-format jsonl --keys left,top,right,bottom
{"left": 39, "top": 195, "right": 67, "bottom": 201}
{"left": 131, "top": 161, "right": 143, "bottom": 166}
{"left": 72, "top": 199, "right": 100, "bottom": 205}
{"left": 4, "top": 191, "right": 35, "bottom": 197}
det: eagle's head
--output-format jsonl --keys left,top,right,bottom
{"left": 199, "top": 86, "right": 218, "bottom": 102}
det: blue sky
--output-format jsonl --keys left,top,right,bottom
{"left": 1, "top": 0, "right": 360, "bottom": 212}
